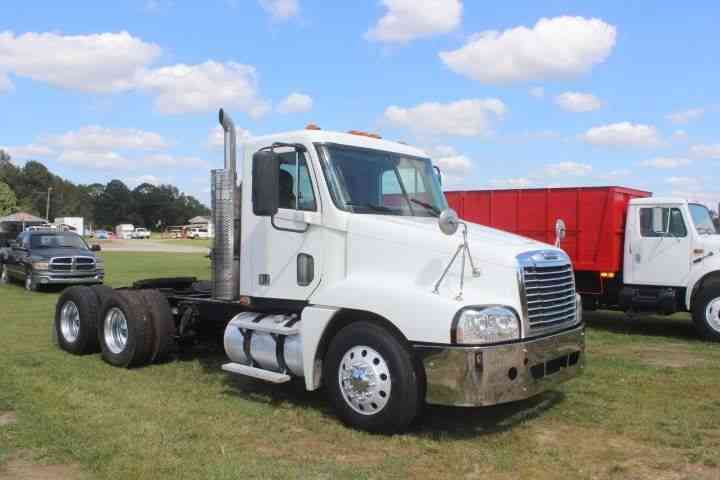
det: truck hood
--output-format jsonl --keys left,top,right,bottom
{"left": 30, "top": 248, "right": 96, "bottom": 260}
{"left": 347, "top": 214, "right": 548, "bottom": 268}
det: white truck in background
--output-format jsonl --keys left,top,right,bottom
{"left": 54, "top": 217, "right": 85, "bottom": 236}
{"left": 115, "top": 224, "right": 134, "bottom": 240}
{"left": 131, "top": 227, "right": 151, "bottom": 240}
{"left": 53, "top": 109, "right": 584, "bottom": 433}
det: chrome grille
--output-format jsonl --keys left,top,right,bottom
{"left": 50, "top": 257, "right": 73, "bottom": 271}
{"left": 518, "top": 251, "right": 577, "bottom": 332}
{"left": 50, "top": 256, "right": 96, "bottom": 272}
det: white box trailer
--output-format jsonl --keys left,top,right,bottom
{"left": 115, "top": 224, "right": 134, "bottom": 240}
{"left": 52, "top": 109, "right": 584, "bottom": 433}
{"left": 54, "top": 217, "right": 85, "bottom": 236}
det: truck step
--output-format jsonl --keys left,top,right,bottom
{"left": 231, "top": 314, "right": 300, "bottom": 336}
{"left": 221, "top": 362, "right": 291, "bottom": 383}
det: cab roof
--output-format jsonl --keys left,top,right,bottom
{"left": 630, "top": 197, "right": 688, "bottom": 205}
{"left": 243, "top": 129, "right": 428, "bottom": 159}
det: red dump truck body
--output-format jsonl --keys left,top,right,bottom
{"left": 445, "top": 186, "right": 651, "bottom": 273}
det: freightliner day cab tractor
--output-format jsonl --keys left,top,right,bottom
{"left": 446, "top": 187, "right": 720, "bottom": 341}
{"left": 53, "top": 109, "right": 584, "bottom": 433}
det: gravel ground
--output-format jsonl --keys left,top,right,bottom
{"left": 97, "top": 239, "right": 209, "bottom": 254}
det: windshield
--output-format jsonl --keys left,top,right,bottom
{"left": 689, "top": 203, "right": 719, "bottom": 235}
{"left": 30, "top": 233, "right": 89, "bottom": 250}
{"left": 318, "top": 143, "right": 447, "bottom": 217}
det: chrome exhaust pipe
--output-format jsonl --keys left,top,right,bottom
{"left": 212, "top": 108, "right": 239, "bottom": 301}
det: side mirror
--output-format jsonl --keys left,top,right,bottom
{"left": 652, "top": 207, "right": 668, "bottom": 234}
{"left": 252, "top": 149, "right": 280, "bottom": 217}
{"left": 91, "top": 244, "right": 101, "bottom": 252}
{"left": 438, "top": 208, "right": 460, "bottom": 235}
{"left": 555, "top": 219, "right": 566, "bottom": 247}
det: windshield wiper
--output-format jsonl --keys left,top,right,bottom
{"left": 409, "top": 198, "right": 440, "bottom": 216}
{"left": 345, "top": 202, "right": 395, "bottom": 213}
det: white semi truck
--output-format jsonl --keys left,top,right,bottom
{"left": 53, "top": 109, "right": 584, "bottom": 433}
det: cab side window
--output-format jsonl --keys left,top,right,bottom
{"left": 640, "top": 207, "right": 687, "bottom": 237}
{"left": 278, "top": 152, "right": 317, "bottom": 211}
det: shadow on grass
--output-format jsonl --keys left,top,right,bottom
{"left": 177, "top": 341, "right": 565, "bottom": 438}
{"left": 584, "top": 310, "right": 702, "bottom": 342}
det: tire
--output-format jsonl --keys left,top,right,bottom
{"left": 55, "top": 286, "right": 101, "bottom": 355}
{"left": 323, "top": 321, "right": 422, "bottom": 434}
{"left": 24, "top": 268, "right": 38, "bottom": 292}
{"left": 0, "top": 264, "right": 9, "bottom": 285}
{"left": 89, "top": 284, "right": 115, "bottom": 309}
{"left": 692, "top": 287, "right": 720, "bottom": 341}
{"left": 98, "top": 290, "right": 155, "bottom": 368}
{"left": 137, "top": 289, "right": 177, "bottom": 363}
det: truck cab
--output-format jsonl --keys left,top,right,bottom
{"left": 52, "top": 110, "right": 585, "bottom": 433}
{"left": 622, "top": 197, "right": 720, "bottom": 338}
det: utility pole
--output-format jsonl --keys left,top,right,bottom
{"left": 45, "top": 187, "right": 52, "bottom": 222}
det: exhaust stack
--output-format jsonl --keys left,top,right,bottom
{"left": 212, "top": 109, "right": 239, "bottom": 301}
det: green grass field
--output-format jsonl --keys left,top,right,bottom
{"left": 1, "top": 252, "right": 719, "bottom": 479}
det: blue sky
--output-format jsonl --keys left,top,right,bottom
{"left": 1, "top": 0, "right": 718, "bottom": 208}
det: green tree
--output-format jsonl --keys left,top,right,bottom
{"left": 0, "top": 181, "right": 17, "bottom": 216}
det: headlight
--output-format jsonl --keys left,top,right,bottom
{"left": 454, "top": 306, "right": 520, "bottom": 344}
{"left": 95, "top": 258, "right": 104, "bottom": 268}
{"left": 32, "top": 261, "right": 49, "bottom": 270}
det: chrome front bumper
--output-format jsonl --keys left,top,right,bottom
{"left": 32, "top": 271, "right": 104, "bottom": 285}
{"left": 415, "top": 325, "right": 585, "bottom": 407}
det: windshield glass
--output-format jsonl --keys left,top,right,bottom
{"left": 30, "top": 233, "right": 89, "bottom": 250}
{"left": 689, "top": 203, "right": 719, "bottom": 235}
{"left": 318, "top": 144, "right": 447, "bottom": 217}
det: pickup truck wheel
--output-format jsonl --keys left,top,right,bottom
{"left": 323, "top": 322, "right": 421, "bottom": 434}
{"left": 24, "top": 269, "right": 38, "bottom": 292}
{"left": 99, "top": 290, "right": 154, "bottom": 368}
{"left": 692, "top": 288, "right": 720, "bottom": 341}
{"left": 55, "top": 286, "right": 101, "bottom": 355}
{"left": 137, "top": 289, "right": 177, "bottom": 363}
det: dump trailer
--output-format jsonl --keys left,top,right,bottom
{"left": 53, "top": 109, "right": 584, "bottom": 433}
{"left": 446, "top": 187, "right": 720, "bottom": 341}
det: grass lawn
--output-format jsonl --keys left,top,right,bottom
{"left": 0, "top": 252, "right": 719, "bottom": 479}
{"left": 151, "top": 237, "right": 212, "bottom": 249}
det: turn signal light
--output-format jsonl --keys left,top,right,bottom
{"left": 348, "top": 130, "right": 382, "bottom": 139}
{"left": 600, "top": 272, "right": 616, "bottom": 279}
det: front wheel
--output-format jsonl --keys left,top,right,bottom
{"left": 323, "top": 322, "right": 422, "bottom": 434}
{"left": 692, "top": 288, "right": 720, "bottom": 341}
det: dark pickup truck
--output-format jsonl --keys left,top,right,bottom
{"left": 0, "top": 229, "right": 104, "bottom": 291}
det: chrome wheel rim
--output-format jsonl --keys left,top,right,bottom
{"left": 338, "top": 345, "right": 391, "bottom": 415}
{"left": 104, "top": 307, "right": 129, "bottom": 354}
{"left": 705, "top": 298, "right": 720, "bottom": 333}
{"left": 60, "top": 301, "right": 81, "bottom": 343}
{"left": 25, "top": 275, "right": 32, "bottom": 291}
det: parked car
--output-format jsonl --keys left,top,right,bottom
{"left": 188, "top": 227, "right": 210, "bottom": 239}
{"left": 94, "top": 230, "right": 110, "bottom": 240}
{"left": 0, "top": 230, "right": 104, "bottom": 291}
{"left": 131, "top": 228, "right": 151, "bottom": 240}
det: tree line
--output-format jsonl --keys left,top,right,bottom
{"left": 0, "top": 150, "right": 210, "bottom": 230}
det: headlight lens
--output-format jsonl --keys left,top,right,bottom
{"left": 32, "top": 261, "right": 49, "bottom": 270}
{"left": 455, "top": 306, "right": 520, "bottom": 344}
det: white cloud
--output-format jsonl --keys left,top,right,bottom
{"left": 208, "top": 125, "right": 252, "bottom": 148}
{"left": 440, "top": 16, "right": 616, "bottom": 84}
{"left": 383, "top": 98, "right": 506, "bottom": 136}
{"left": 366, "top": 0, "right": 462, "bottom": 43}
{"left": 58, "top": 150, "right": 132, "bottom": 169}
{"left": 666, "top": 176, "right": 700, "bottom": 187}
{"left": 135, "top": 61, "right": 270, "bottom": 116}
{"left": 0, "top": 30, "right": 160, "bottom": 93}
{"left": 0, "top": 73, "right": 13, "bottom": 93}
{"left": 0, "top": 144, "right": 54, "bottom": 159}
{"left": 258, "top": 0, "right": 299, "bottom": 21}
{"left": 544, "top": 161, "right": 592, "bottom": 177}
{"left": 491, "top": 177, "right": 534, "bottom": 188}
{"left": 555, "top": 92, "right": 603, "bottom": 112}
{"left": 277, "top": 92, "right": 313, "bottom": 114}
{"left": 665, "top": 107, "right": 705, "bottom": 125}
{"left": 142, "top": 153, "right": 210, "bottom": 169}
{"left": 596, "top": 168, "right": 631, "bottom": 180}
{"left": 690, "top": 144, "right": 720, "bottom": 159}
{"left": 582, "top": 122, "right": 663, "bottom": 148}
{"left": 529, "top": 86, "right": 544, "bottom": 98}
{"left": 47, "top": 126, "right": 170, "bottom": 151}
{"left": 640, "top": 157, "right": 691, "bottom": 169}
{"left": 127, "top": 174, "right": 162, "bottom": 187}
